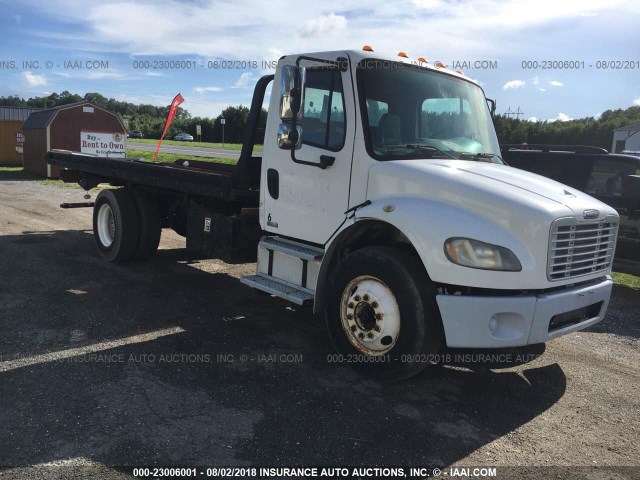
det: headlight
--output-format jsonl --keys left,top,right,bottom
{"left": 444, "top": 238, "right": 522, "bottom": 271}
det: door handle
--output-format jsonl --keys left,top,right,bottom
{"left": 267, "top": 168, "right": 279, "bottom": 199}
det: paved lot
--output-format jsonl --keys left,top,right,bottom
{"left": 127, "top": 142, "right": 246, "bottom": 159}
{"left": 0, "top": 177, "right": 638, "bottom": 479}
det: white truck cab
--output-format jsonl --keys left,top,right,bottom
{"left": 242, "top": 48, "right": 618, "bottom": 379}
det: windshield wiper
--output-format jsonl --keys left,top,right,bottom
{"left": 405, "top": 144, "right": 458, "bottom": 159}
{"left": 458, "top": 152, "right": 502, "bottom": 163}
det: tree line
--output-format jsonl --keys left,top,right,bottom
{"left": 493, "top": 105, "right": 640, "bottom": 150}
{"left": 2, "top": 91, "right": 639, "bottom": 149}
{"left": 1, "top": 91, "right": 267, "bottom": 144}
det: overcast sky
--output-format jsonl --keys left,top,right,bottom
{"left": 0, "top": 0, "right": 639, "bottom": 121}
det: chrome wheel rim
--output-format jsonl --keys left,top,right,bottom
{"left": 97, "top": 203, "right": 115, "bottom": 247}
{"left": 340, "top": 275, "right": 400, "bottom": 355}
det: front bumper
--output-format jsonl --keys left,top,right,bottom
{"left": 436, "top": 277, "right": 613, "bottom": 348}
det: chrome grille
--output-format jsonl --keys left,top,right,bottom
{"left": 548, "top": 216, "right": 618, "bottom": 281}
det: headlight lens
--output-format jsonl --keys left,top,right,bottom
{"left": 444, "top": 238, "right": 522, "bottom": 271}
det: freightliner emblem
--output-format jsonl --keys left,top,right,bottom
{"left": 583, "top": 209, "right": 599, "bottom": 219}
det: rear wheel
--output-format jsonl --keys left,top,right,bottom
{"left": 132, "top": 191, "right": 162, "bottom": 260}
{"left": 326, "top": 246, "right": 443, "bottom": 381}
{"left": 93, "top": 189, "right": 140, "bottom": 262}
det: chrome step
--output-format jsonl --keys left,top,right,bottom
{"left": 259, "top": 236, "right": 324, "bottom": 260}
{"left": 240, "top": 274, "right": 314, "bottom": 305}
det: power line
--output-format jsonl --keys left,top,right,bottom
{"left": 504, "top": 106, "right": 524, "bottom": 119}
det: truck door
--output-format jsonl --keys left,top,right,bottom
{"left": 261, "top": 54, "right": 355, "bottom": 245}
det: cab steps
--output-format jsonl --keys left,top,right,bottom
{"left": 258, "top": 236, "right": 324, "bottom": 260}
{"left": 240, "top": 236, "right": 324, "bottom": 305}
{"left": 240, "top": 274, "right": 315, "bottom": 305}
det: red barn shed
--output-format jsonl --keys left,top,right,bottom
{"left": 0, "top": 107, "right": 42, "bottom": 166}
{"left": 22, "top": 101, "right": 126, "bottom": 178}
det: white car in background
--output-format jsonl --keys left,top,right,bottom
{"left": 174, "top": 133, "right": 194, "bottom": 141}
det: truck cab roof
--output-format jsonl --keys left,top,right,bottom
{"left": 279, "top": 49, "right": 478, "bottom": 86}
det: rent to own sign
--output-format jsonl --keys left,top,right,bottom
{"left": 80, "top": 131, "right": 126, "bottom": 157}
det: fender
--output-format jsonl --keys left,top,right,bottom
{"left": 313, "top": 216, "right": 357, "bottom": 313}
{"left": 314, "top": 197, "right": 539, "bottom": 312}
{"left": 354, "top": 197, "right": 538, "bottom": 288}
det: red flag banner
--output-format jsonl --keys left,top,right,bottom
{"left": 153, "top": 93, "right": 185, "bottom": 161}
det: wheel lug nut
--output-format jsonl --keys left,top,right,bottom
{"left": 375, "top": 313, "right": 383, "bottom": 320}
{"left": 371, "top": 302, "right": 378, "bottom": 308}
{"left": 354, "top": 295, "right": 361, "bottom": 302}
{"left": 374, "top": 325, "right": 381, "bottom": 332}
{"left": 346, "top": 314, "right": 353, "bottom": 320}
{"left": 363, "top": 294, "right": 370, "bottom": 301}
{"left": 348, "top": 302, "right": 354, "bottom": 309}
{"left": 350, "top": 325, "right": 357, "bottom": 332}
{"left": 358, "top": 333, "right": 365, "bottom": 339}
{"left": 367, "top": 332, "right": 374, "bottom": 339}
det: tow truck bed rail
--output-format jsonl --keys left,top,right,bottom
{"left": 47, "top": 150, "right": 256, "bottom": 202}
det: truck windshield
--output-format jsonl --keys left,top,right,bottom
{"left": 357, "top": 60, "right": 503, "bottom": 163}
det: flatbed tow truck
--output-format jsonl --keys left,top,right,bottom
{"left": 48, "top": 48, "right": 619, "bottom": 380}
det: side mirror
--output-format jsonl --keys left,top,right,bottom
{"left": 279, "top": 65, "right": 306, "bottom": 120}
{"left": 289, "top": 87, "right": 301, "bottom": 117}
{"left": 291, "top": 66, "right": 305, "bottom": 120}
{"left": 486, "top": 98, "right": 496, "bottom": 117}
{"left": 279, "top": 63, "right": 306, "bottom": 150}
{"left": 279, "top": 65, "right": 296, "bottom": 120}
{"left": 277, "top": 123, "right": 302, "bottom": 150}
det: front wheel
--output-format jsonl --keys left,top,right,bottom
{"left": 325, "top": 246, "right": 443, "bottom": 381}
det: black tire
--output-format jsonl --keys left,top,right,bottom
{"left": 93, "top": 189, "right": 140, "bottom": 262}
{"left": 325, "top": 246, "right": 443, "bottom": 381}
{"left": 132, "top": 191, "right": 162, "bottom": 260}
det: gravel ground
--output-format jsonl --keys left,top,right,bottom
{"left": 0, "top": 177, "right": 638, "bottom": 479}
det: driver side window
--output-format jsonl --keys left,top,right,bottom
{"left": 301, "top": 69, "right": 346, "bottom": 151}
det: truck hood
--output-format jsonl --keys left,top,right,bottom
{"left": 366, "top": 159, "right": 616, "bottom": 224}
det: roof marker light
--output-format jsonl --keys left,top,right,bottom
{"left": 417, "top": 57, "right": 427, "bottom": 64}
{"left": 362, "top": 45, "right": 374, "bottom": 52}
{"left": 455, "top": 70, "right": 464, "bottom": 75}
{"left": 398, "top": 51, "right": 409, "bottom": 58}
{"left": 435, "top": 61, "right": 445, "bottom": 68}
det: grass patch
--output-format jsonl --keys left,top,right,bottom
{"left": 0, "top": 166, "right": 40, "bottom": 181}
{"left": 612, "top": 272, "right": 640, "bottom": 290}
{"left": 128, "top": 138, "right": 262, "bottom": 152}
{"left": 0, "top": 167, "right": 84, "bottom": 188}
{"left": 41, "top": 178, "right": 84, "bottom": 189}
{"left": 127, "top": 149, "right": 236, "bottom": 165}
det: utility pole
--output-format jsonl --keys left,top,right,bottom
{"left": 504, "top": 106, "right": 524, "bottom": 119}
{"left": 221, "top": 116, "right": 226, "bottom": 148}
{"left": 514, "top": 106, "right": 523, "bottom": 119}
